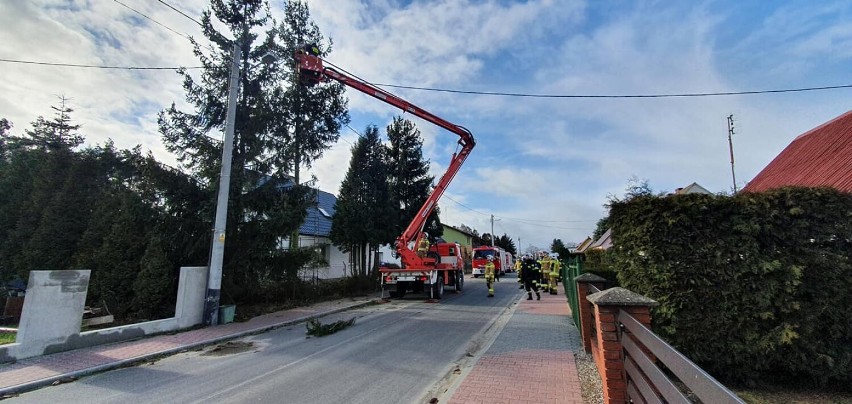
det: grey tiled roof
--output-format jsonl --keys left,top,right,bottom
{"left": 299, "top": 188, "right": 336, "bottom": 237}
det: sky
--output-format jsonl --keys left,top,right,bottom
{"left": 2, "top": 0, "right": 852, "bottom": 252}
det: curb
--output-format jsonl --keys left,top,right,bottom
{"left": 0, "top": 298, "right": 378, "bottom": 397}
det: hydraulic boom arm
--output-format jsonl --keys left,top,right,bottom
{"left": 295, "top": 47, "right": 475, "bottom": 269}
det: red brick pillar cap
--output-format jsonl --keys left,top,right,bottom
{"left": 575, "top": 273, "right": 607, "bottom": 283}
{"left": 587, "top": 287, "right": 658, "bottom": 307}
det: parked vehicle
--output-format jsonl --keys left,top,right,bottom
{"left": 472, "top": 246, "right": 512, "bottom": 277}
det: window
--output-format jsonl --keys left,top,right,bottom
{"left": 318, "top": 207, "right": 331, "bottom": 218}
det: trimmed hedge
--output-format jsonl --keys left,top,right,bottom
{"left": 608, "top": 187, "right": 852, "bottom": 388}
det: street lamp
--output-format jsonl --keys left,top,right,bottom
{"left": 203, "top": 43, "right": 241, "bottom": 326}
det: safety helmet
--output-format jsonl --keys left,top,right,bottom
{"left": 423, "top": 232, "right": 429, "bottom": 237}
{"left": 487, "top": 255, "right": 494, "bottom": 261}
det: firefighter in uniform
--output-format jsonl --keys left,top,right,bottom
{"left": 515, "top": 257, "right": 523, "bottom": 289}
{"left": 548, "top": 254, "right": 561, "bottom": 295}
{"left": 539, "top": 252, "right": 552, "bottom": 294}
{"left": 416, "top": 232, "right": 430, "bottom": 258}
{"left": 520, "top": 255, "right": 541, "bottom": 300}
{"left": 484, "top": 255, "right": 496, "bottom": 297}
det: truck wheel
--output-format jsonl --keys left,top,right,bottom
{"left": 396, "top": 283, "right": 407, "bottom": 298}
{"left": 455, "top": 272, "right": 464, "bottom": 292}
{"left": 434, "top": 276, "right": 444, "bottom": 299}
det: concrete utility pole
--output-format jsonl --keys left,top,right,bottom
{"left": 490, "top": 214, "right": 495, "bottom": 247}
{"left": 727, "top": 114, "right": 738, "bottom": 194}
{"left": 204, "top": 43, "right": 241, "bottom": 326}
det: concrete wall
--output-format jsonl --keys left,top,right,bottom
{"left": 0, "top": 266, "right": 208, "bottom": 363}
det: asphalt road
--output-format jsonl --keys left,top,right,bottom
{"left": 8, "top": 273, "right": 524, "bottom": 404}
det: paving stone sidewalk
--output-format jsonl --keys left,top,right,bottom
{"left": 447, "top": 291, "right": 584, "bottom": 404}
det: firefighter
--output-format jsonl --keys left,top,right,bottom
{"left": 416, "top": 232, "right": 430, "bottom": 258}
{"left": 521, "top": 255, "right": 541, "bottom": 300}
{"left": 515, "top": 256, "right": 523, "bottom": 289}
{"left": 484, "top": 255, "right": 496, "bottom": 297}
{"left": 548, "top": 254, "right": 561, "bottom": 295}
{"left": 539, "top": 252, "right": 552, "bottom": 294}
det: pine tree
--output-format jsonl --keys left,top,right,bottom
{"left": 268, "top": 0, "right": 350, "bottom": 248}
{"left": 132, "top": 236, "right": 175, "bottom": 320}
{"left": 330, "top": 126, "right": 393, "bottom": 275}
{"left": 550, "top": 239, "right": 570, "bottom": 258}
{"left": 158, "top": 0, "right": 346, "bottom": 294}
{"left": 0, "top": 101, "right": 84, "bottom": 279}
{"left": 385, "top": 117, "right": 442, "bottom": 241}
{"left": 0, "top": 118, "right": 10, "bottom": 159}
{"left": 497, "top": 234, "right": 517, "bottom": 255}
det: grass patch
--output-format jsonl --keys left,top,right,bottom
{"left": 735, "top": 385, "right": 852, "bottom": 404}
{"left": 0, "top": 332, "right": 15, "bottom": 345}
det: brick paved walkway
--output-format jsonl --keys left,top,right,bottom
{"left": 447, "top": 291, "right": 584, "bottom": 404}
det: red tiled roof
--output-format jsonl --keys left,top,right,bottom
{"left": 743, "top": 110, "right": 852, "bottom": 193}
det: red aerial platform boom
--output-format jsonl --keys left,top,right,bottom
{"left": 295, "top": 46, "right": 475, "bottom": 278}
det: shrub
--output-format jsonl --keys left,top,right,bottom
{"left": 609, "top": 187, "right": 852, "bottom": 388}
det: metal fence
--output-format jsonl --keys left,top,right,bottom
{"left": 561, "top": 256, "right": 582, "bottom": 328}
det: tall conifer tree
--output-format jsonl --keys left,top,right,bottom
{"left": 330, "top": 126, "right": 393, "bottom": 275}
{"left": 158, "top": 0, "right": 348, "bottom": 294}
{"left": 385, "top": 117, "right": 442, "bottom": 242}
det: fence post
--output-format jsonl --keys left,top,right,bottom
{"left": 575, "top": 273, "right": 607, "bottom": 353}
{"left": 588, "top": 287, "right": 658, "bottom": 404}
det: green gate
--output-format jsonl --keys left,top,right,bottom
{"left": 561, "top": 255, "right": 582, "bottom": 328}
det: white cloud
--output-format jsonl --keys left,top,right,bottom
{"left": 5, "top": 0, "right": 852, "bottom": 250}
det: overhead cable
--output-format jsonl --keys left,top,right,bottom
{"left": 372, "top": 82, "right": 852, "bottom": 98}
{"left": 113, "top": 0, "right": 191, "bottom": 40}
{"left": 0, "top": 58, "right": 201, "bottom": 70}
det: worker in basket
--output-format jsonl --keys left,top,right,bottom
{"left": 484, "top": 255, "right": 496, "bottom": 298}
{"left": 416, "top": 232, "right": 430, "bottom": 258}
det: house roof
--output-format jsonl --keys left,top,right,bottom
{"left": 574, "top": 236, "right": 594, "bottom": 253}
{"left": 299, "top": 188, "right": 337, "bottom": 237}
{"left": 589, "top": 228, "right": 612, "bottom": 251}
{"left": 743, "top": 110, "right": 852, "bottom": 193}
{"left": 673, "top": 182, "right": 712, "bottom": 195}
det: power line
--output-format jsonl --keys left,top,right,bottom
{"left": 113, "top": 0, "right": 191, "bottom": 40}
{"left": 372, "top": 82, "right": 852, "bottom": 99}
{"left": 155, "top": 0, "right": 202, "bottom": 26}
{"left": 497, "top": 216, "right": 595, "bottom": 223}
{"left": 0, "top": 58, "right": 202, "bottom": 70}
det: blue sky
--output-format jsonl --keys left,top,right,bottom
{"left": 2, "top": 0, "right": 852, "bottom": 251}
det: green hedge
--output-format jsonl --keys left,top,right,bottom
{"left": 608, "top": 187, "right": 852, "bottom": 388}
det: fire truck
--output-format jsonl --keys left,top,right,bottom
{"left": 472, "top": 246, "right": 513, "bottom": 277}
{"left": 296, "top": 45, "right": 475, "bottom": 300}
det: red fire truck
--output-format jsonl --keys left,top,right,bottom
{"left": 472, "top": 246, "right": 513, "bottom": 277}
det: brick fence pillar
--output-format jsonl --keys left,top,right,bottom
{"left": 574, "top": 273, "right": 607, "bottom": 353}
{"left": 587, "top": 287, "right": 658, "bottom": 404}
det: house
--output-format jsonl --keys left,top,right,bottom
{"left": 672, "top": 182, "right": 712, "bottom": 195}
{"left": 442, "top": 224, "right": 477, "bottom": 265}
{"left": 284, "top": 187, "right": 350, "bottom": 279}
{"left": 743, "top": 110, "right": 852, "bottom": 193}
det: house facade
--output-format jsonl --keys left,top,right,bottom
{"left": 283, "top": 188, "right": 351, "bottom": 279}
